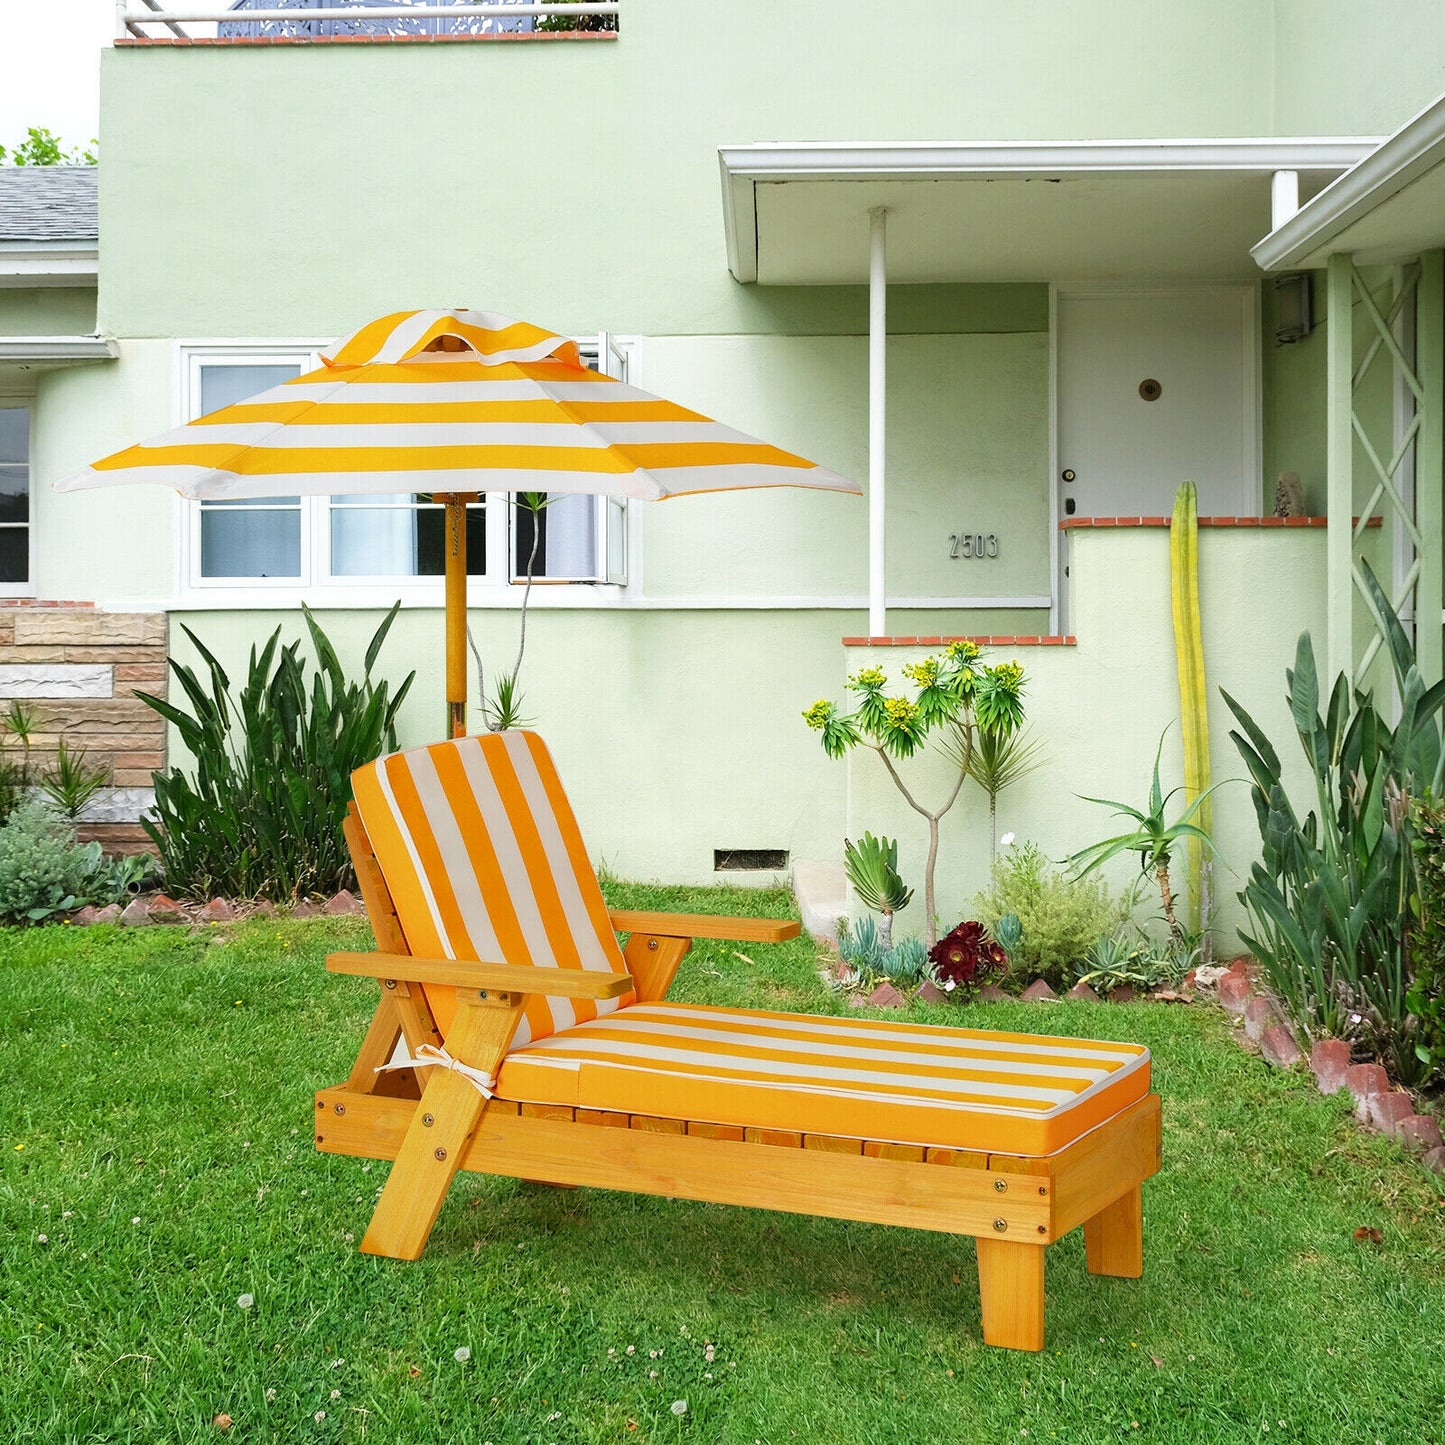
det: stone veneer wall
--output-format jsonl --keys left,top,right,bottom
{"left": 0, "top": 602, "right": 167, "bottom": 853}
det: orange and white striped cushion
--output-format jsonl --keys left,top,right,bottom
{"left": 496, "top": 1003, "right": 1151, "bottom": 1157}
{"left": 349, "top": 731, "right": 632, "bottom": 1046}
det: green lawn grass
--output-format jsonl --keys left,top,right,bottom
{"left": 3, "top": 887, "right": 1443, "bottom": 1445}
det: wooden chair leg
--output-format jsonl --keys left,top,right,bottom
{"left": 360, "top": 993, "right": 522, "bottom": 1262}
{"left": 1083, "top": 1185, "right": 1143, "bottom": 1278}
{"left": 976, "top": 1237, "right": 1046, "bottom": 1351}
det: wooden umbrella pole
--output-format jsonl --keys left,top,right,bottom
{"left": 444, "top": 493, "right": 468, "bottom": 739}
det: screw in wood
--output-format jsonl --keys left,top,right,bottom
{"left": 384, "top": 979, "right": 397, "bottom": 990}
{"left": 647, "top": 939, "right": 659, "bottom": 951}
{"left": 993, "top": 1179, "right": 1007, "bottom": 1193}
{"left": 422, "top": 1113, "right": 435, "bottom": 1127}
{"left": 333, "top": 1103, "right": 345, "bottom": 1116}
{"left": 433, "top": 1147, "right": 448, "bottom": 1162}
{"left": 992, "top": 1218, "right": 1007, "bottom": 1232}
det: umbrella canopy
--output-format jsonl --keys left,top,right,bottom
{"left": 57, "top": 308, "right": 861, "bottom": 734}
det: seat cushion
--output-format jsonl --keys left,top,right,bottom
{"left": 496, "top": 1002, "right": 1151, "bottom": 1158}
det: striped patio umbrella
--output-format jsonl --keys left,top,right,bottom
{"left": 57, "top": 308, "right": 861, "bottom": 735}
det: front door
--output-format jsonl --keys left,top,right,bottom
{"left": 1056, "top": 288, "right": 1258, "bottom": 616}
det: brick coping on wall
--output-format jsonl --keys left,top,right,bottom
{"left": 116, "top": 32, "right": 616, "bottom": 46}
{"left": 1059, "top": 515, "right": 1384, "bottom": 529}
{"left": 0, "top": 599, "right": 95, "bottom": 608}
{"left": 842, "top": 635, "right": 1077, "bottom": 648}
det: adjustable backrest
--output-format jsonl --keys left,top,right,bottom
{"left": 349, "top": 730, "right": 633, "bottom": 1046}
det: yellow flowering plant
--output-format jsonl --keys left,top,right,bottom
{"left": 803, "top": 642, "right": 1025, "bottom": 946}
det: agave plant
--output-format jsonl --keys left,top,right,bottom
{"left": 1224, "top": 561, "right": 1443, "bottom": 1083}
{"left": 1068, "top": 725, "right": 1225, "bottom": 942}
{"left": 843, "top": 831, "right": 913, "bottom": 948}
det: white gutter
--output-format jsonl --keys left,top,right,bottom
{"left": 719, "top": 138, "right": 1379, "bottom": 283}
{"left": 0, "top": 337, "right": 118, "bottom": 362}
{"left": 1251, "top": 94, "right": 1445, "bottom": 271}
{"left": 0, "top": 244, "right": 99, "bottom": 288}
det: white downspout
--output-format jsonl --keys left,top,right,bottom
{"left": 868, "top": 206, "right": 888, "bottom": 637}
{"left": 1271, "top": 170, "right": 1300, "bottom": 230}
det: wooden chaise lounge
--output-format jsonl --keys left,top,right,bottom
{"left": 315, "top": 730, "right": 1161, "bottom": 1351}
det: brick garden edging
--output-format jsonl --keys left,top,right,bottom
{"left": 1206, "top": 958, "right": 1444, "bottom": 1177}
{"left": 69, "top": 888, "right": 366, "bottom": 927}
{"left": 841, "top": 951, "right": 1442, "bottom": 1179}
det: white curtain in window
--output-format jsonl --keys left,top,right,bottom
{"left": 331, "top": 496, "right": 420, "bottom": 575}
{"left": 539, "top": 494, "right": 596, "bottom": 578}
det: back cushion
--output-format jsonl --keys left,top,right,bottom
{"left": 350, "top": 730, "right": 633, "bottom": 1046}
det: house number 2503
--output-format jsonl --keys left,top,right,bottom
{"left": 949, "top": 532, "right": 1000, "bottom": 559}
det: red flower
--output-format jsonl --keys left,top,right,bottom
{"left": 928, "top": 920, "right": 1007, "bottom": 988}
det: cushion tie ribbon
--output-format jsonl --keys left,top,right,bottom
{"left": 377, "top": 1043, "right": 496, "bottom": 1100}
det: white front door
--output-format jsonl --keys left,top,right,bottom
{"left": 1055, "top": 288, "right": 1259, "bottom": 615}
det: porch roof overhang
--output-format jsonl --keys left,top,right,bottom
{"left": 1251, "top": 93, "right": 1445, "bottom": 270}
{"left": 719, "top": 140, "right": 1378, "bottom": 285}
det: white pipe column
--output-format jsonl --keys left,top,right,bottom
{"left": 868, "top": 206, "right": 888, "bottom": 637}
{"left": 1270, "top": 169, "right": 1300, "bottom": 230}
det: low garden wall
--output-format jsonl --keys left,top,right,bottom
{"left": 0, "top": 602, "right": 167, "bottom": 853}
{"left": 840, "top": 519, "right": 1388, "bottom": 951}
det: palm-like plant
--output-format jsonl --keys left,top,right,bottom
{"left": 936, "top": 721, "right": 1047, "bottom": 858}
{"left": 1067, "top": 726, "right": 1223, "bottom": 941}
{"left": 843, "top": 832, "right": 913, "bottom": 948}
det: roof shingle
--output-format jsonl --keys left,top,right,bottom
{"left": 0, "top": 167, "right": 98, "bottom": 243}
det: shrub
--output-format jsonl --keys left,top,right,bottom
{"left": 0, "top": 802, "right": 101, "bottom": 921}
{"left": 972, "top": 840, "right": 1134, "bottom": 987}
{"left": 138, "top": 605, "right": 414, "bottom": 902}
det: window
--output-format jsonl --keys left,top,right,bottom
{"left": 182, "top": 338, "right": 630, "bottom": 595}
{"left": 0, "top": 405, "right": 30, "bottom": 589}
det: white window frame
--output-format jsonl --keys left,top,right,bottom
{"left": 0, "top": 396, "right": 35, "bottom": 599}
{"left": 175, "top": 335, "right": 638, "bottom": 607}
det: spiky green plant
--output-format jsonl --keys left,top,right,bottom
{"left": 1068, "top": 726, "right": 1225, "bottom": 942}
{"left": 136, "top": 604, "right": 414, "bottom": 901}
{"left": 843, "top": 832, "right": 913, "bottom": 948}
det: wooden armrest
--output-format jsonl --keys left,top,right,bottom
{"left": 607, "top": 910, "right": 801, "bottom": 944}
{"left": 326, "top": 951, "right": 634, "bottom": 1000}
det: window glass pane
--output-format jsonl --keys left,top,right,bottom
{"left": 0, "top": 527, "right": 28, "bottom": 584}
{"left": 0, "top": 407, "right": 27, "bottom": 464}
{"left": 332, "top": 503, "right": 485, "bottom": 576}
{"left": 0, "top": 464, "right": 28, "bottom": 525}
{"left": 195, "top": 363, "right": 304, "bottom": 577}
{"left": 200, "top": 508, "right": 301, "bottom": 579}
{"left": 513, "top": 493, "right": 598, "bottom": 579}
{"left": 198, "top": 363, "right": 299, "bottom": 417}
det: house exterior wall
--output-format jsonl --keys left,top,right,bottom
{"left": 845, "top": 523, "right": 1390, "bottom": 942}
{"left": 1272, "top": 0, "right": 1445, "bottom": 135}
{"left": 16, "top": 0, "right": 1443, "bottom": 939}
{"left": 0, "top": 288, "right": 96, "bottom": 337}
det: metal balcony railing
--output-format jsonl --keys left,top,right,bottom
{"left": 117, "top": 1, "right": 619, "bottom": 40}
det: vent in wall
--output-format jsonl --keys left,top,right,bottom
{"left": 714, "top": 848, "right": 788, "bottom": 872}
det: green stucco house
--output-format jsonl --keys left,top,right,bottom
{"left": 3, "top": 0, "right": 1443, "bottom": 942}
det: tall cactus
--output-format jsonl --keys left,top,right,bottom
{"left": 1170, "top": 480, "right": 1212, "bottom": 949}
